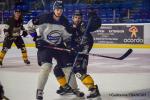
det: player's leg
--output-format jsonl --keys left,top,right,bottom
{"left": 62, "top": 67, "right": 78, "bottom": 90}
{"left": 54, "top": 53, "right": 78, "bottom": 93}
{"left": 79, "top": 74, "right": 100, "bottom": 98}
{"left": 21, "top": 47, "right": 30, "bottom": 64}
{"left": 14, "top": 37, "right": 30, "bottom": 64}
{"left": 54, "top": 53, "right": 84, "bottom": 97}
{"left": 53, "top": 51, "right": 72, "bottom": 92}
{"left": 54, "top": 65, "right": 77, "bottom": 93}
{"left": 0, "top": 47, "right": 7, "bottom": 67}
{"left": 36, "top": 49, "right": 53, "bottom": 100}
{"left": 0, "top": 37, "right": 13, "bottom": 67}
{"left": 53, "top": 66, "right": 72, "bottom": 95}
{"left": 74, "top": 55, "right": 101, "bottom": 98}
{"left": 63, "top": 53, "right": 79, "bottom": 90}
{"left": 53, "top": 52, "right": 73, "bottom": 95}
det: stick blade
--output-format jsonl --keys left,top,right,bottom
{"left": 118, "top": 49, "right": 133, "bottom": 60}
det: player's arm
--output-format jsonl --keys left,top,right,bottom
{"left": 87, "top": 9, "right": 101, "bottom": 32}
{"left": 77, "top": 24, "right": 94, "bottom": 54}
{"left": 24, "top": 13, "right": 45, "bottom": 37}
{"left": 80, "top": 36, "right": 91, "bottom": 54}
{"left": 20, "top": 19, "right": 28, "bottom": 37}
{"left": 25, "top": 19, "right": 37, "bottom": 34}
{"left": 62, "top": 16, "right": 74, "bottom": 34}
{"left": 3, "top": 18, "right": 13, "bottom": 37}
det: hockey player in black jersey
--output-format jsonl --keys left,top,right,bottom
{"left": 0, "top": 9, "right": 30, "bottom": 67}
{"left": 25, "top": 1, "right": 81, "bottom": 100}
{"left": 53, "top": 9, "right": 102, "bottom": 99}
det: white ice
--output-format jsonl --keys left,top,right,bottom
{"left": 0, "top": 47, "right": 150, "bottom": 100}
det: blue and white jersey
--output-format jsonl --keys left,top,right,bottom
{"left": 36, "top": 23, "right": 71, "bottom": 45}
{"left": 25, "top": 12, "right": 72, "bottom": 46}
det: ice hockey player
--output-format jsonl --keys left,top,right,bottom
{"left": 25, "top": 0, "right": 82, "bottom": 100}
{"left": 53, "top": 10, "right": 87, "bottom": 96}
{"left": 0, "top": 9, "right": 30, "bottom": 68}
{"left": 53, "top": 9, "right": 102, "bottom": 99}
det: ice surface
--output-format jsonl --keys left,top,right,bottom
{"left": 0, "top": 48, "right": 150, "bottom": 100}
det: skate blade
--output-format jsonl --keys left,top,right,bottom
{"left": 60, "top": 92, "right": 74, "bottom": 96}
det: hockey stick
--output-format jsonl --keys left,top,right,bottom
{"left": 45, "top": 46, "right": 133, "bottom": 60}
{"left": 89, "top": 49, "right": 133, "bottom": 60}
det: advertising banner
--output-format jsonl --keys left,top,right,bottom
{"left": 92, "top": 25, "right": 144, "bottom": 44}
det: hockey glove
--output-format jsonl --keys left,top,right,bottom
{"left": 69, "top": 48, "right": 77, "bottom": 54}
{"left": 35, "top": 39, "right": 49, "bottom": 49}
{"left": 88, "top": 8, "right": 97, "bottom": 18}
{"left": 3, "top": 29, "right": 10, "bottom": 37}
{"left": 87, "top": 8, "right": 101, "bottom": 32}
{"left": 22, "top": 31, "right": 28, "bottom": 37}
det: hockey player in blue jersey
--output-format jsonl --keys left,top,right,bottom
{"left": 53, "top": 9, "right": 102, "bottom": 99}
{"left": 26, "top": 1, "right": 83, "bottom": 100}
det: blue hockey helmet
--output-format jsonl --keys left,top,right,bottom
{"left": 14, "top": 7, "right": 22, "bottom": 12}
{"left": 53, "top": 0, "right": 64, "bottom": 11}
{"left": 73, "top": 10, "right": 82, "bottom": 16}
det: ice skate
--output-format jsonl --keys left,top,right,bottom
{"left": 56, "top": 86, "right": 72, "bottom": 94}
{"left": 24, "top": 59, "right": 30, "bottom": 65}
{"left": 0, "top": 61, "right": 3, "bottom": 68}
{"left": 59, "top": 84, "right": 73, "bottom": 95}
{"left": 56, "top": 86, "right": 85, "bottom": 97}
{"left": 36, "top": 89, "right": 43, "bottom": 100}
{"left": 87, "top": 85, "right": 101, "bottom": 99}
{"left": 72, "top": 89, "right": 85, "bottom": 97}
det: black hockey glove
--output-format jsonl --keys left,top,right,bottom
{"left": 88, "top": 8, "right": 97, "bottom": 18}
{"left": 22, "top": 31, "right": 28, "bottom": 37}
{"left": 3, "top": 29, "right": 10, "bottom": 37}
{"left": 70, "top": 48, "right": 77, "bottom": 54}
{"left": 87, "top": 8, "right": 101, "bottom": 32}
{"left": 33, "top": 36, "right": 37, "bottom": 42}
{"left": 35, "top": 39, "right": 49, "bottom": 49}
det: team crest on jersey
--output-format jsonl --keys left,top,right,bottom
{"left": 47, "top": 30, "right": 62, "bottom": 44}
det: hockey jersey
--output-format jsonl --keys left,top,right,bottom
{"left": 26, "top": 12, "right": 72, "bottom": 46}
{"left": 4, "top": 16, "right": 24, "bottom": 37}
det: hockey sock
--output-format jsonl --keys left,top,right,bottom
{"left": 56, "top": 76, "right": 67, "bottom": 87}
{"left": 21, "top": 51, "right": 28, "bottom": 61}
{"left": 37, "top": 63, "right": 52, "bottom": 90}
{"left": 81, "top": 75, "right": 96, "bottom": 89}
{"left": 0, "top": 51, "right": 6, "bottom": 62}
{"left": 63, "top": 67, "right": 78, "bottom": 89}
